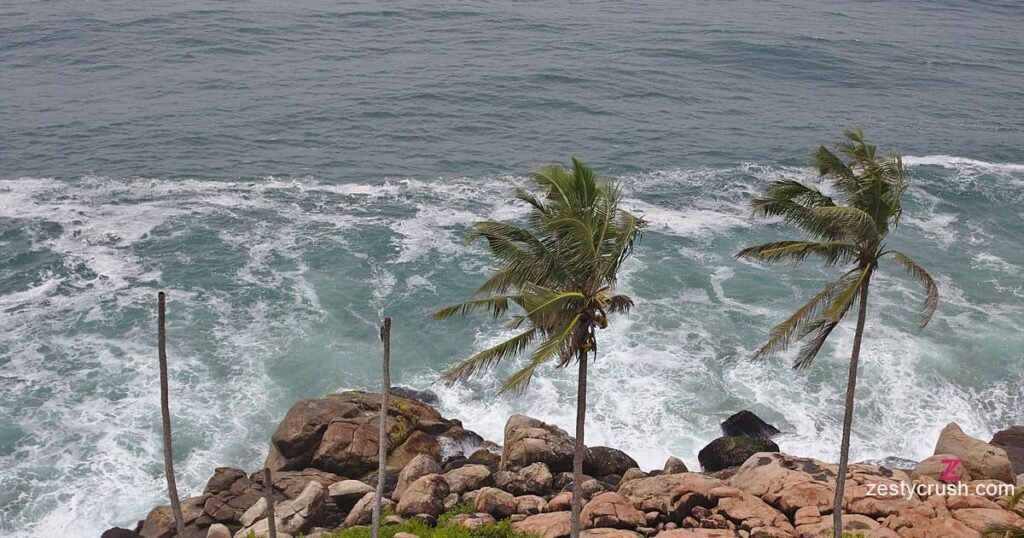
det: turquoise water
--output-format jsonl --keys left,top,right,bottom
{"left": 1, "top": 1, "right": 1023, "bottom": 536}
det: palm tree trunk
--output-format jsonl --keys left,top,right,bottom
{"left": 263, "top": 467, "right": 277, "bottom": 538}
{"left": 570, "top": 349, "right": 588, "bottom": 538}
{"left": 833, "top": 274, "right": 871, "bottom": 538}
{"left": 372, "top": 317, "right": 392, "bottom": 538}
{"left": 157, "top": 292, "right": 186, "bottom": 538}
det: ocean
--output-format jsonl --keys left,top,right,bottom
{"left": 1, "top": 1, "right": 1022, "bottom": 535}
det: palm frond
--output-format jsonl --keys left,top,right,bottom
{"left": 431, "top": 295, "right": 517, "bottom": 320}
{"left": 804, "top": 206, "right": 880, "bottom": 244}
{"left": 886, "top": 250, "right": 939, "bottom": 330}
{"left": 442, "top": 328, "right": 539, "bottom": 385}
{"left": 752, "top": 268, "right": 860, "bottom": 360}
{"left": 498, "top": 315, "right": 581, "bottom": 396}
{"left": 606, "top": 294, "right": 634, "bottom": 314}
{"left": 981, "top": 524, "right": 1024, "bottom": 538}
{"left": 736, "top": 240, "right": 859, "bottom": 267}
{"left": 792, "top": 319, "right": 840, "bottom": 370}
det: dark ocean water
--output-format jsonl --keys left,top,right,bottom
{"left": 1, "top": 1, "right": 1023, "bottom": 535}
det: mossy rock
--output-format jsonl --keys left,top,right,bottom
{"left": 698, "top": 435, "right": 779, "bottom": 472}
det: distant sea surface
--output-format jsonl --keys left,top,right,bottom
{"left": 1, "top": 1, "right": 1022, "bottom": 536}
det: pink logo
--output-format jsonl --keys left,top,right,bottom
{"left": 940, "top": 458, "right": 963, "bottom": 482}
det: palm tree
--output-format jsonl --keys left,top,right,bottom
{"left": 736, "top": 128, "right": 939, "bottom": 538}
{"left": 157, "top": 292, "right": 186, "bottom": 537}
{"left": 433, "top": 158, "right": 644, "bottom": 538}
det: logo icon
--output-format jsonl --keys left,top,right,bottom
{"left": 939, "top": 458, "right": 963, "bottom": 482}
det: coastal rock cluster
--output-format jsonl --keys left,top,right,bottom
{"left": 123, "top": 391, "right": 1024, "bottom": 538}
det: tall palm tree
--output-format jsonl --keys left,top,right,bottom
{"left": 736, "top": 128, "right": 939, "bottom": 538}
{"left": 433, "top": 158, "right": 644, "bottom": 538}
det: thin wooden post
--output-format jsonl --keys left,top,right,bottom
{"left": 263, "top": 467, "right": 278, "bottom": 538}
{"left": 158, "top": 292, "right": 186, "bottom": 537}
{"left": 371, "top": 317, "right": 392, "bottom": 538}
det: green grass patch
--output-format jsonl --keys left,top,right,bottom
{"left": 294, "top": 503, "right": 536, "bottom": 538}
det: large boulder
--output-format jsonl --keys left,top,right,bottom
{"left": 474, "top": 487, "right": 518, "bottom": 519}
{"left": 101, "top": 529, "right": 142, "bottom": 538}
{"left": 580, "top": 492, "right": 646, "bottom": 529}
{"left": 442, "top": 464, "right": 494, "bottom": 494}
{"left": 501, "top": 415, "right": 575, "bottom": 472}
{"left": 512, "top": 511, "right": 572, "bottom": 538}
{"left": 991, "top": 425, "right": 1024, "bottom": 475}
{"left": 617, "top": 473, "right": 725, "bottom": 516}
{"left": 663, "top": 457, "right": 688, "bottom": 475}
{"left": 727, "top": 452, "right": 836, "bottom": 515}
{"left": 935, "top": 422, "right": 1015, "bottom": 483}
{"left": 139, "top": 496, "right": 207, "bottom": 538}
{"left": 720, "top": 410, "right": 780, "bottom": 439}
{"left": 395, "top": 474, "right": 450, "bottom": 517}
{"left": 393, "top": 454, "right": 441, "bottom": 501}
{"left": 495, "top": 462, "right": 554, "bottom": 496}
{"left": 343, "top": 492, "right": 394, "bottom": 527}
{"left": 327, "top": 479, "right": 374, "bottom": 503}
{"left": 585, "top": 446, "right": 639, "bottom": 478}
{"left": 267, "top": 391, "right": 453, "bottom": 476}
{"left": 913, "top": 454, "right": 974, "bottom": 483}
{"left": 697, "top": 436, "right": 779, "bottom": 472}
{"left": 390, "top": 386, "right": 440, "bottom": 404}
{"left": 234, "top": 481, "right": 326, "bottom": 538}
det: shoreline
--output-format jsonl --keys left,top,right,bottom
{"left": 116, "top": 390, "right": 1022, "bottom": 538}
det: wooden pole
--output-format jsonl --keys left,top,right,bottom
{"left": 371, "top": 317, "right": 392, "bottom": 538}
{"left": 264, "top": 467, "right": 278, "bottom": 538}
{"left": 158, "top": 292, "right": 186, "bottom": 537}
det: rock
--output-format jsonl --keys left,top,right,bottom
{"left": 474, "top": 487, "right": 518, "bottom": 519}
{"left": 327, "top": 479, "right": 375, "bottom": 502}
{"left": 578, "top": 478, "right": 607, "bottom": 500}
{"left": 858, "top": 456, "right": 918, "bottom": 470}
{"left": 343, "top": 491, "right": 394, "bottom": 527}
{"left": 697, "top": 436, "right": 778, "bottom": 472}
{"left": 585, "top": 446, "right": 640, "bottom": 477}
{"left": 580, "top": 492, "right": 647, "bottom": 529}
{"left": 547, "top": 491, "right": 572, "bottom": 512}
{"left": 444, "top": 493, "right": 460, "bottom": 511}
{"left": 495, "top": 463, "right": 555, "bottom": 496}
{"left": 793, "top": 513, "right": 892, "bottom": 537}
{"left": 206, "top": 524, "right": 231, "bottom": 538}
{"left": 720, "top": 410, "right": 780, "bottom": 439}
{"left": 264, "top": 468, "right": 342, "bottom": 500}
{"left": 240, "top": 497, "right": 268, "bottom": 528}
{"left": 140, "top": 496, "right": 206, "bottom": 538}
{"left": 618, "top": 468, "right": 649, "bottom": 488}
{"left": 393, "top": 533, "right": 420, "bottom": 538}
{"left": 269, "top": 398, "right": 361, "bottom": 470}
{"left": 991, "top": 425, "right": 1024, "bottom": 475}
{"left": 617, "top": 473, "right": 725, "bottom": 515}
{"left": 396, "top": 474, "right": 450, "bottom": 517}
{"left": 273, "top": 480, "right": 326, "bottom": 535}
{"left": 312, "top": 415, "right": 411, "bottom": 476}
{"left": 388, "top": 430, "right": 443, "bottom": 471}
{"left": 516, "top": 495, "right": 547, "bottom": 515}
{"left": 101, "top": 529, "right": 142, "bottom": 538}
{"left": 653, "top": 530, "right": 735, "bottom": 537}
{"left": 501, "top": 415, "right": 575, "bottom": 472}
{"left": 443, "top": 464, "right": 494, "bottom": 494}
{"left": 913, "top": 453, "right": 974, "bottom": 482}
{"left": 663, "top": 457, "right": 688, "bottom": 475}
{"left": 713, "top": 491, "right": 793, "bottom": 533}
{"left": 394, "top": 454, "right": 441, "bottom": 501}
{"left": 512, "top": 511, "right": 572, "bottom": 538}
{"left": 727, "top": 452, "right": 835, "bottom": 514}
{"left": 447, "top": 512, "right": 497, "bottom": 531}
{"left": 952, "top": 507, "right": 1024, "bottom": 531}
{"left": 390, "top": 386, "right": 439, "bottom": 404}
{"left": 935, "top": 422, "right": 1015, "bottom": 483}
{"left": 469, "top": 448, "right": 501, "bottom": 467}
{"left": 581, "top": 530, "right": 641, "bottom": 538}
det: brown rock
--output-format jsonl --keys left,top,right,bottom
{"left": 618, "top": 473, "right": 725, "bottom": 514}
{"left": 387, "top": 430, "right": 442, "bottom": 472}
{"left": 516, "top": 495, "right": 547, "bottom": 515}
{"left": 327, "top": 479, "right": 374, "bottom": 502}
{"left": 206, "top": 524, "right": 231, "bottom": 538}
{"left": 580, "top": 530, "right": 641, "bottom": 538}
{"left": 794, "top": 513, "right": 893, "bottom": 538}
{"left": 653, "top": 530, "right": 735, "bottom": 537}
{"left": 547, "top": 491, "right": 572, "bottom": 512}
{"left": 469, "top": 448, "right": 501, "bottom": 467}
{"left": 396, "top": 474, "right": 450, "bottom": 517}
{"left": 951, "top": 507, "right": 1024, "bottom": 532}
{"left": 935, "top": 422, "right": 1015, "bottom": 483}
{"left": 443, "top": 464, "right": 494, "bottom": 494}
{"left": 663, "top": 457, "right": 688, "bottom": 475}
{"left": 581, "top": 492, "right": 647, "bottom": 530}
{"left": 474, "top": 487, "right": 518, "bottom": 519}
{"left": 394, "top": 454, "right": 442, "bottom": 501}
{"left": 140, "top": 496, "right": 206, "bottom": 538}
{"left": 618, "top": 468, "right": 649, "bottom": 488}
{"left": 269, "top": 398, "right": 360, "bottom": 469}
{"left": 501, "top": 415, "right": 575, "bottom": 472}
{"left": 343, "top": 491, "right": 395, "bottom": 527}
{"left": 512, "top": 511, "right": 572, "bottom": 538}
{"left": 586, "top": 447, "right": 640, "bottom": 477}
{"left": 727, "top": 452, "right": 835, "bottom": 514}
{"left": 913, "top": 453, "right": 974, "bottom": 483}
{"left": 991, "top": 425, "right": 1024, "bottom": 475}
{"left": 715, "top": 492, "right": 793, "bottom": 532}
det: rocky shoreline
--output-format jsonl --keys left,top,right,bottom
{"left": 112, "top": 390, "right": 1023, "bottom": 538}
